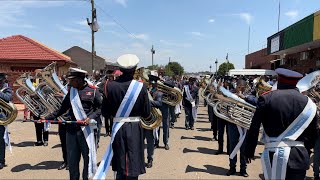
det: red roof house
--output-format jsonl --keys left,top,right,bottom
{"left": 0, "top": 35, "right": 77, "bottom": 103}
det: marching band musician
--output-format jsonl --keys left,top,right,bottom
{"left": 32, "top": 78, "right": 49, "bottom": 146}
{"left": 226, "top": 79, "right": 254, "bottom": 177}
{"left": 45, "top": 68, "right": 102, "bottom": 180}
{"left": 145, "top": 74, "right": 163, "bottom": 168}
{"left": 183, "top": 77, "right": 199, "bottom": 130}
{"left": 0, "top": 73, "right": 13, "bottom": 170}
{"left": 245, "top": 68, "right": 318, "bottom": 180}
{"left": 96, "top": 54, "right": 151, "bottom": 180}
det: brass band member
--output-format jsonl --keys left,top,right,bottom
{"left": 245, "top": 68, "right": 318, "bottom": 180}
{"left": 0, "top": 73, "right": 13, "bottom": 170}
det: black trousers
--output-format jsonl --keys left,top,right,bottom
{"left": 285, "top": 167, "right": 306, "bottom": 180}
{"left": 58, "top": 124, "right": 67, "bottom": 164}
{"left": 207, "top": 105, "right": 217, "bottom": 138}
{"left": 105, "top": 116, "right": 113, "bottom": 134}
{"left": 168, "top": 105, "right": 176, "bottom": 125}
{"left": 0, "top": 126, "right": 5, "bottom": 164}
{"left": 34, "top": 123, "right": 48, "bottom": 142}
{"left": 116, "top": 173, "right": 138, "bottom": 180}
{"left": 217, "top": 118, "right": 229, "bottom": 153}
{"left": 94, "top": 116, "right": 102, "bottom": 146}
{"left": 67, "top": 130, "right": 89, "bottom": 180}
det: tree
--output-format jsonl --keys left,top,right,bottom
{"left": 164, "top": 62, "right": 184, "bottom": 76}
{"left": 217, "top": 62, "right": 235, "bottom": 76}
{"left": 147, "top": 64, "right": 159, "bottom": 70}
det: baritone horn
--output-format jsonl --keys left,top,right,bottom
{"left": 0, "top": 87, "right": 18, "bottom": 126}
{"left": 135, "top": 67, "right": 182, "bottom": 106}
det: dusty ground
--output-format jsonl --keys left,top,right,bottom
{"left": 0, "top": 104, "right": 315, "bottom": 179}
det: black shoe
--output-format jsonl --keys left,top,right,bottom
{"left": 146, "top": 160, "right": 153, "bottom": 168}
{"left": 226, "top": 168, "right": 236, "bottom": 176}
{"left": 43, "top": 141, "right": 48, "bottom": 146}
{"left": 164, "top": 144, "right": 170, "bottom": 150}
{"left": 190, "top": 127, "right": 194, "bottom": 130}
{"left": 0, "top": 163, "right": 4, "bottom": 169}
{"left": 154, "top": 144, "right": 159, "bottom": 149}
{"left": 58, "top": 163, "right": 67, "bottom": 170}
{"left": 185, "top": 127, "right": 189, "bottom": 130}
{"left": 215, "top": 150, "right": 223, "bottom": 155}
{"left": 240, "top": 170, "right": 249, "bottom": 177}
{"left": 35, "top": 141, "right": 44, "bottom": 146}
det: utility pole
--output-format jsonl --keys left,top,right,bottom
{"left": 215, "top": 58, "right": 218, "bottom": 75}
{"left": 226, "top": 53, "right": 229, "bottom": 75}
{"left": 278, "top": 0, "right": 281, "bottom": 32}
{"left": 87, "top": 0, "right": 99, "bottom": 73}
{"left": 169, "top": 57, "right": 171, "bottom": 63}
{"left": 209, "top": 65, "right": 212, "bottom": 73}
{"left": 248, "top": 25, "right": 251, "bottom": 54}
{"left": 151, "top": 45, "right": 155, "bottom": 69}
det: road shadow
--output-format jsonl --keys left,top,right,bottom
{"left": 11, "top": 161, "right": 62, "bottom": 172}
{"left": 181, "top": 135, "right": 212, "bottom": 142}
{"left": 48, "top": 131, "right": 59, "bottom": 135}
{"left": 185, "top": 165, "right": 228, "bottom": 175}
{"left": 183, "top": 147, "right": 217, "bottom": 155}
{"left": 197, "top": 116, "right": 208, "bottom": 120}
{"left": 52, "top": 144, "right": 61, "bottom": 149}
{"left": 171, "top": 126, "right": 188, "bottom": 130}
{"left": 196, "top": 127, "right": 212, "bottom": 132}
{"left": 11, "top": 141, "right": 35, "bottom": 147}
{"left": 197, "top": 113, "right": 207, "bottom": 116}
{"left": 259, "top": 174, "right": 264, "bottom": 179}
{"left": 196, "top": 120, "right": 210, "bottom": 123}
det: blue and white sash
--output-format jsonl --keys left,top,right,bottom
{"left": 261, "top": 97, "right": 316, "bottom": 180}
{"left": 229, "top": 126, "right": 246, "bottom": 159}
{"left": 70, "top": 87, "right": 97, "bottom": 178}
{"left": 3, "top": 126, "right": 12, "bottom": 153}
{"left": 184, "top": 85, "right": 197, "bottom": 120}
{"left": 94, "top": 80, "right": 143, "bottom": 180}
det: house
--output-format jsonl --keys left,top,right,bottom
{"left": 63, "top": 46, "right": 106, "bottom": 74}
{"left": 0, "top": 35, "right": 76, "bottom": 103}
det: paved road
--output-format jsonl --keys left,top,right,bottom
{"left": 1, "top": 105, "right": 315, "bottom": 179}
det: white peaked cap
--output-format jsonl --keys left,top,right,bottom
{"left": 116, "top": 54, "right": 140, "bottom": 69}
{"left": 69, "top": 67, "right": 88, "bottom": 74}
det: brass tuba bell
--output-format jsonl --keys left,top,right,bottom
{"left": 0, "top": 87, "right": 18, "bottom": 126}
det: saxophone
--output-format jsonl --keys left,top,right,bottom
{"left": 0, "top": 87, "right": 18, "bottom": 126}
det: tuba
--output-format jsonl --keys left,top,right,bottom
{"left": 134, "top": 68, "right": 163, "bottom": 129}
{"left": 15, "top": 73, "right": 49, "bottom": 117}
{"left": 136, "top": 67, "right": 182, "bottom": 106}
{"left": 0, "top": 87, "right": 18, "bottom": 126}
{"left": 212, "top": 84, "right": 256, "bottom": 129}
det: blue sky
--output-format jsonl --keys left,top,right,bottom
{"left": 0, "top": 0, "right": 319, "bottom": 72}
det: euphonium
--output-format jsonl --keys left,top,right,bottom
{"left": 134, "top": 68, "right": 162, "bottom": 129}
{"left": 41, "top": 62, "right": 68, "bottom": 95}
{"left": 15, "top": 73, "right": 49, "bottom": 117}
{"left": 212, "top": 84, "right": 256, "bottom": 129}
{"left": 254, "top": 77, "right": 272, "bottom": 96}
{"left": 0, "top": 87, "right": 18, "bottom": 126}
{"left": 136, "top": 67, "right": 182, "bottom": 106}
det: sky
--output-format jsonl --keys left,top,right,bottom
{"left": 0, "top": 0, "right": 319, "bottom": 72}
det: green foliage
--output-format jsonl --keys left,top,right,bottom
{"left": 164, "top": 62, "right": 184, "bottom": 76}
{"left": 147, "top": 64, "right": 159, "bottom": 70}
{"left": 217, "top": 62, "right": 235, "bottom": 76}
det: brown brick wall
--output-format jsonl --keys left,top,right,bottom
{"left": 277, "top": 47, "right": 320, "bottom": 74}
{"left": 245, "top": 48, "right": 279, "bottom": 69}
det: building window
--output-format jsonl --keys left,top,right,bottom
{"left": 300, "top": 51, "right": 309, "bottom": 60}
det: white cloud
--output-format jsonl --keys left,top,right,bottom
{"left": 129, "top": 33, "right": 149, "bottom": 41}
{"left": 76, "top": 20, "right": 88, "bottom": 26}
{"left": 234, "top": 13, "right": 253, "bottom": 25}
{"left": 188, "top": 31, "right": 205, "bottom": 37}
{"left": 285, "top": 10, "right": 299, "bottom": 19}
{"left": 115, "top": 0, "right": 127, "bottom": 7}
{"left": 0, "top": 1, "right": 66, "bottom": 28}
{"left": 160, "top": 40, "right": 192, "bottom": 48}
{"left": 208, "top": 19, "right": 215, "bottom": 23}
{"left": 58, "top": 25, "right": 88, "bottom": 34}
